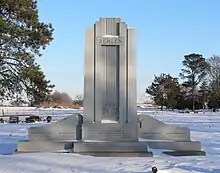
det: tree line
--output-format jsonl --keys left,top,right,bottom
{"left": 45, "top": 91, "right": 83, "bottom": 107}
{"left": 2, "top": 1, "right": 220, "bottom": 111}
{"left": 146, "top": 54, "right": 220, "bottom": 111}
{"left": 10, "top": 90, "right": 84, "bottom": 107}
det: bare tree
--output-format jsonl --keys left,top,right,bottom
{"left": 50, "top": 91, "right": 72, "bottom": 105}
{"left": 207, "top": 55, "right": 220, "bottom": 110}
{"left": 75, "top": 94, "right": 83, "bottom": 101}
{"left": 73, "top": 94, "right": 83, "bottom": 106}
{"left": 207, "top": 55, "right": 220, "bottom": 84}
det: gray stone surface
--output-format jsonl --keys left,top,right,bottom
{"left": 73, "top": 141, "right": 149, "bottom": 153}
{"left": 138, "top": 115, "right": 190, "bottom": 141}
{"left": 146, "top": 141, "right": 202, "bottom": 151}
{"left": 28, "top": 113, "right": 82, "bottom": 141}
{"left": 75, "top": 18, "right": 153, "bottom": 156}
{"left": 74, "top": 152, "right": 153, "bottom": 157}
{"left": 82, "top": 123, "right": 138, "bottom": 142}
{"left": 163, "top": 151, "right": 206, "bottom": 156}
{"left": 138, "top": 115, "right": 205, "bottom": 154}
{"left": 17, "top": 113, "right": 82, "bottom": 152}
{"left": 17, "top": 140, "right": 73, "bottom": 152}
{"left": 83, "top": 18, "right": 136, "bottom": 124}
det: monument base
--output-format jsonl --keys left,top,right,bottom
{"left": 72, "top": 141, "right": 153, "bottom": 157}
{"left": 146, "top": 140, "right": 206, "bottom": 156}
{"left": 146, "top": 140, "right": 203, "bottom": 151}
{"left": 163, "top": 150, "right": 206, "bottom": 156}
{"left": 74, "top": 152, "right": 153, "bottom": 157}
{"left": 138, "top": 115, "right": 206, "bottom": 156}
{"left": 82, "top": 123, "right": 138, "bottom": 142}
{"left": 17, "top": 140, "right": 74, "bottom": 153}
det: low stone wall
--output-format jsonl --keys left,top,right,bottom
{"left": 138, "top": 115, "right": 190, "bottom": 141}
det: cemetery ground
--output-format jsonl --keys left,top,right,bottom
{"left": 0, "top": 108, "right": 219, "bottom": 172}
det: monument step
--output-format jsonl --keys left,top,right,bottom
{"left": 82, "top": 123, "right": 138, "bottom": 142}
{"left": 73, "top": 152, "right": 153, "bottom": 157}
{"left": 146, "top": 140, "right": 203, "bottom": 151}
{"left": 17, "top": 140, "right": 75, "bottom": 152}
{"left": 163, "top": 150, "right": 206, "bottom": 156}
{"left": 138, "top": 115, "right": 191, "bottom": 141}
{"left": 73, "top": 141, "right": 152, "bottom": 156}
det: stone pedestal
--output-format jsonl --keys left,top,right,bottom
{"left": 138, "top": 115, "right": 206, "bottom": 156}
{"left": 16, "top": 113, "right": 82, "bottom": 152}
{"left": 73, "top": 122, "right": 152, "bottom": 156}
{"left": 72, "top": 18, "right": 152, "bottom": 157}
{"left": 82, "top": 123, "right": 138, "bottom": 142}
{"left": 16, "top": 140, "right": 73, "bottom": 153}
{"left": 73, "top": 141, "right": 152, "bottom": 157}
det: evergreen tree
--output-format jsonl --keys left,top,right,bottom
{"left": 146, "top": 73, "right": 180, "bottom": 110}
{"left": 0, "top": 0, "right": 54, "bottom": 102}
{"left": 179, "top": 53, "right": 208, "bottom": 111}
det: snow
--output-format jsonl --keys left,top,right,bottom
{"left": 103, "top": 35, "right": 119, "bottom": 38}
{"left": 101, "top": 119, "right": 118, "bottom": 123}
{"left": 0, "top": 108, "right": 220, "bottom": 172}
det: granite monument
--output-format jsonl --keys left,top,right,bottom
{"left": 16, "top": 18, "right": 205, "bottom": 156}
{"left": 73, "top": 18, "right": 152, "bottom": 156}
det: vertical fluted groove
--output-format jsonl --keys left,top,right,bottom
{"left": 84, "top": 28, "right": 95, "bottom": 122}
{"left": 93, "top": 24, "right": 96, "bottom": 122}
{"left": 126, "top": 29, "right": 128, "bottom": 123}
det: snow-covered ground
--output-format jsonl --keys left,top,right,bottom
{"left": 0, "top": 108, "right": 220, "bottom": 172}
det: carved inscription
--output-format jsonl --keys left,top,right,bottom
{"left": 140, "top": 132, "right": 189, "bottom": 140}
{"left": 87, "top": 131, "right": 131, "bottom": 140}
{"left": 31, "top": 132, "right": 76, "bottom": 140}
{"left": 102, "top": 102, "right": 118, "bottom": 118}
{"left": 96, "top": 37, "right": 124, "bottom": 45}
{"left": 85, "top": 127, "right": 132, "bottom": 140}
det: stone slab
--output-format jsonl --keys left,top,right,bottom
{"left": 138, "top": 115, "right": 190, "bottom": 141}
{"left": 163, "top": 150, "right": 206, "bottom": 156}
{"left": 17, "top": 140, "right": 74, "bottom": 152}
{"left": 73, "top": 152, "right": 153, "bottom": 157}
{"left": 28, "top": 113, "right": 82, "bottom": 141}
{"left": 82, "top": 123, "right": 138, "bottom": 142}
{"left": 146, "top": 141, "right": 202, "bottom": 151}
{"left": 73, "top": 141, "right": 151, "bottom": 154}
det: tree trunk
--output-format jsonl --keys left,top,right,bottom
{"left": 192, "top": 97, "right": 195, "bottom": 111}
{"left": 192, "top": 84, "right": 195, "bottom": 111}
